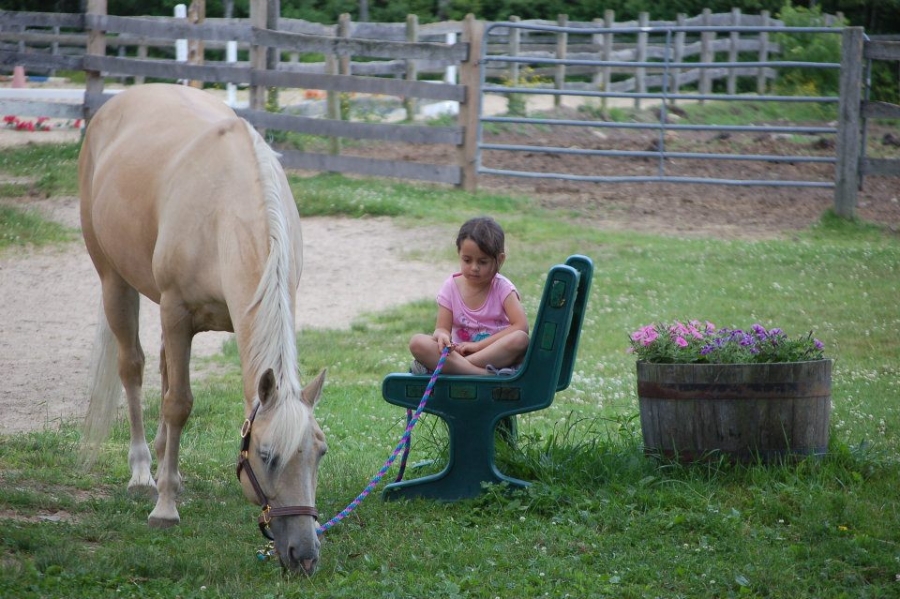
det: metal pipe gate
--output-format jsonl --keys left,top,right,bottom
{"left": 476, "top": 22, "right": 845, "bottom": 188}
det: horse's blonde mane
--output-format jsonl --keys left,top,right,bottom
{"left": 243, "top": 120, "right": 309, "bottom": 461}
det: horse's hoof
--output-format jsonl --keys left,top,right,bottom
{"left": 128, "top": 480, "right": 159, "bottom": 499}
{"left": 147, "top": 515, "right": 179, "bottom": 529}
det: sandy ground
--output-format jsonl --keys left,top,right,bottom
{"left": 0, "top": 189, "right": 452, "bottom": 434}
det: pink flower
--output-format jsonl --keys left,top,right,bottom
{"left": 631, "top": 325, "right": 658, "bottom": 346}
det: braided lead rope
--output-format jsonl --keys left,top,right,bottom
{"left": 394, "top": 408, "right": 414, "bottom": 483}
{"left": 316, "top": 346, "right": 450, "bottom": 535}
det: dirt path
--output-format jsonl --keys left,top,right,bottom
{"left": 0, "top": 194, "right": 452, "bottom": 434}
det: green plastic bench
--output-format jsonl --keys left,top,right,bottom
{"left": 382, "top": 254, "right": 594, "bottom": 501}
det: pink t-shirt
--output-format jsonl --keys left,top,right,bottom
{"left": 437, "top": 273, "right": 519, "bottom": 344}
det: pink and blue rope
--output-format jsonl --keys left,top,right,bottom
{"left": 316, "top": 346, "right": 450, "bottom": 535}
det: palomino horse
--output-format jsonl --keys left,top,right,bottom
{"left": 79, "top": 83, "right": 327, "bottom": 574}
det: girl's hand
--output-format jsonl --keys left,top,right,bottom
{"left": 434, "top": 330, "right": 452, "bottom": 350}
{"left": 454, "top": 342, "right": 477, "bottom": 356}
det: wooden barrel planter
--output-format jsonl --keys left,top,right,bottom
{"left": 637, "top": 360, "right": 832, "bottom": 462}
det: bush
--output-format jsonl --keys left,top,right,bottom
{"left": 774, "top": 2, "right": 845, "bottom": 96}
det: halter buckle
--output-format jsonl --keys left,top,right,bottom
{"left": 240, "top": 418, "right": 252, "bottom": 438}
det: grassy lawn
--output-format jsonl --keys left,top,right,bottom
{"left": 1, "top": 144, "right": 898, "bottom": 598}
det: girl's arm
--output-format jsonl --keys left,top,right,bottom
{"left": 502, "top": 291, "right": 529, "bottom": 335}
{"left": 432, "top": 305, "right": 454, "bottom": 350}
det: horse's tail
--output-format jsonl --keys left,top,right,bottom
{"left": 81, "top": 300, "right": 122, "bottom": 465}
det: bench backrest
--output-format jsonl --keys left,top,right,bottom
{"left": 506, "top": 254, "right": 593, "bottom": 408}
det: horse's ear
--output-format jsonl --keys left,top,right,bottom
{"left": 301, "top": 369, "right": 327, "bottom": 408}
{"left": 258, "top": 369, "right": 277, "bottom": 407}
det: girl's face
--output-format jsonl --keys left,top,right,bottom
{"left": 458, "top": 238, "right": 504, "bottom": 285}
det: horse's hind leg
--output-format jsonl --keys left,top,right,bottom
{"left": 101, "top": 276, "right": 156, "bottom": 496}
{"left": 152, "top": 341, "right": 184, "bottom": 493}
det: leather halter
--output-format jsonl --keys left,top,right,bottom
{"left": 236, "top": 403, "right": 318, "bottom": 540}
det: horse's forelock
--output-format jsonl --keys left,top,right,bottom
{"left": 263, "top": 389, "right": 312, "bottom": 471}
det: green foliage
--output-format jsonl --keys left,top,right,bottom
{"left": 774, "top": 2, "right": 845, "bottom": 97}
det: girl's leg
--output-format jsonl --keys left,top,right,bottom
{"left": 465, "top": 330, "right": 530, "bottom": 370}
{"left": 409, "top": 334, "right": 489, "bottom": 375}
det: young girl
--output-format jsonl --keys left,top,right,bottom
{"left": 409, "top": 216, "right": 530, "bottom": 375}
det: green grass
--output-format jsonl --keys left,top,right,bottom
{"left": 0, "top": 205, "right": 76, "bottom": 248}
{"left": 576, "top": 98, "right": 840, "bottom": 127}
{"left": 674, "top": 98, "right": 839, "bottom": 125}
{"left": 1, "top": 146, "right": 899, "bottom": 598}
{"left": 0, "top": 142, "right": 81, "bottom": 197}
{"left": 0, "top": 142, "right": 80, "bottom": 249}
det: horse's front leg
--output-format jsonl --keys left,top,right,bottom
{"left": 148, "top": 300, "right": 194, "bottom": 528}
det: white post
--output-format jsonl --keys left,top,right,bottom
{"left": 175, "top": 4, "right": 188, "bottom": 65}
{"left": 445, "top": 32, "right": 457, "bottom": 83}
{"left": 226, "top": 41, "right": 238, "bottom": 106}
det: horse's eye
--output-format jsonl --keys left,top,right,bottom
{"left": 258, "top": 448, "right": 279, "bottom": 471}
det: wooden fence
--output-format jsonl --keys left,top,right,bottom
{"left": 834, "top": 30, "right": 900, "bottom": 217}
{"left": 1, "top": 7, "right": 807, "bottom": 91}
{"left": 0, "top": 5, "right": 807, "bottom": 192}
{"left": 0, "top": 4, "right": 884, "bottom": 215}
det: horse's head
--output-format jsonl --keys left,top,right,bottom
{"left": 237, "top": 368, "right": 327, "bottom": 575}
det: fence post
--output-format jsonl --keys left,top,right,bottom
{"left": 326, "top": 52, "right": 341, "bottom": 155}
{"left": 554, "top": 14, "right": 567, "bottom": 108}
{"left": 136, "top": 43, "right": 148, "bottom": 85}
{"left": 175, "top": 4, "right": 188, "bottom": 75}
{"left": 404, "top": 14, "right": 418, "bottom": 121}
{"left": 249, "top": 0, "right": 267, "bottom": 111}
{"left": 635, "top": 12, "right": 648, "bottom": 110}
{"left": 457, "top": 14, "right": 483, "bottom": 192}
{"left": 84, "top": 0, "right": 107, "bottom": 123}
{"left": 51, "top": 26, "right": 60, "bottom": 77}
{"left": 601, "top": 10, "right": 614, "bottom": 116}
{"left": 700, "top": 8, "right": 713, "bottom": 102}
{"left": 266, "top": 0, "right": 281, "bottom": 110}
{"left": 187, "top": 0, "right": 206, "bottom": 89}
{"left": 834, "top": 26, "right": 864, "bottom": 219}
{"left": 338, "top": 12, "right": 351, "bottom": 76}
{"left": 672, "top": 13, "right": 685, "bottom": 105}
{"left": 757, "top": 10, "right": 769, "bottom": 94}
{"left": 445, "top": 31, "right": 458, "bottom": 84}
{"left": 590, "top": 16, "right": 601, "bottom": 90}
{"left": 727, "top": 8, "right": 740, "bottom": 96}
{"left": 509, "top": 15, "right": 520, "bottom": 88}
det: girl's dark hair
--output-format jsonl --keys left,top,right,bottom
{"left": 456, "top": 216, "right": 505, "bottom": 260}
